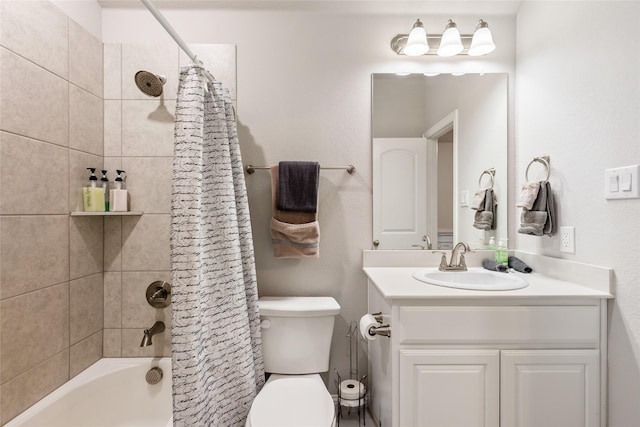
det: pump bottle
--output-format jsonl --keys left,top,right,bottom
{"left": 83, "top": 168, "right": 105, "bottom": 212}
{"left": 101, "top": 170, "right": 110, "bottom": 212}
{"left": 110, "top": 170, "right": 128, "bottom": 212}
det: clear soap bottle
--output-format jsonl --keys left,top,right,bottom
{"left": 83, "top": 168, "right": 105, "bottom": 212}
{"left": 495, "top": 238, "right": 508, "bottom": 267}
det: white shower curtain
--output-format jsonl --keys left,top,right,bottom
{"left": 170, "top": 65, "right": 265, "bottom": 426}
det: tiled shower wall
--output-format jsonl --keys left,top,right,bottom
{"left": 0, "top": 1, "right": 104, "bottom": 423}
{"left": 0, "top": 1, "right": 236, "bottom": 423}
{"left": 101, "top": 43, "right": 236, "bottom": 358}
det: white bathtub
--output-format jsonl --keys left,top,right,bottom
{"left": 6, "top": 358, "right": 173, "bottom": 427}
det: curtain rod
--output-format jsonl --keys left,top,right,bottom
{"left": 140, "top": 0, "right": 215, "bottom": 83}
{"left": 245, "top": 165, "right": 356, "bottom": 175}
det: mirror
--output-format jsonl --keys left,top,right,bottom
{"left": 372, "top": 73, "right": 508, "bottom": 250}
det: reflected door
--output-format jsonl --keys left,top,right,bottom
{"left": 373, "top": 137, "right": 429, "bottom": 249}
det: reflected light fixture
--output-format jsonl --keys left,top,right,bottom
{"left": 437, "top": 19, "right": 463, "bottom": 57}
{"left": 403, "top": 19, "right": 429, "bottom": 56}
{"left": 390, "top": 18, "right": 495, "bottom": 57}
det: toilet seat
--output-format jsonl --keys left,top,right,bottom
{"left": 247, "top": 374, "right": 335, "bottom": 427}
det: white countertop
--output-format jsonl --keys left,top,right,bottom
{"left": 364, "top": 267, "right": 613, "bottom": 300}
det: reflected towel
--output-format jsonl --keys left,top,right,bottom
{"left": 473, "top": 189, "right": 497, "bottom": 230}
{"left": 470, "top": 190, "right": 486, "bottom": 210}
{"left": 270, "top": 165, "right": 319, "bottom": 258}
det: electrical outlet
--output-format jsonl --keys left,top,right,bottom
{"left": 560, "top": 226, "right": 575, "bottom": 253}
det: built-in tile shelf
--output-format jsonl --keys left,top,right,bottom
{"left": 70, "top": 211, "right": 143, "bottom": 216}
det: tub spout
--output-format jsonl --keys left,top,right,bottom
{"left": 140, "top": 321, "right": 165, "bottom": 347}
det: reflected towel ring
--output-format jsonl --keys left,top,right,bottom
{"left": 478, "top": 168, "right": 496, "bottom": 189}
{"left": 525, "top": 155, "right": 551, "bottom": 182}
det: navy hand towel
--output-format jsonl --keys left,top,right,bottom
{"left": 277, "top": 161, "right": 320, "bottom": 213}
{"left": 482, "top": 258, "right": 508, "bottom": 273}
{"left": 508, "top": 256, "right": 533, "bottom": 273}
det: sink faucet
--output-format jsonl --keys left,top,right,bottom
{"left": 140, "top": 321, "right": 165, "bottom": 347}
{"left": 436, "top": 241, "right": 471, "bottom": 271}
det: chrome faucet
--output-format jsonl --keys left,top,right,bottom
{"left": 412, "top": 235, "right": 433, "bottom": 250}
{"left": 140, "top": 321, "right": 165, "bottom": 347}
{"left": 436, "top": 241, "right": 471, "bottom": 271}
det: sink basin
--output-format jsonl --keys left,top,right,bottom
{"left": 412, "top": 268, "right": 529, "bottom": 291}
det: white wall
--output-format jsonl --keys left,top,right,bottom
{"left": 516, "top": 2, "right": 640, "bottom": 424}
{"left": 103, "top": 6, "right": 515, "bottom": 387}
{"left": 51, "top": 0, "right": 102, "bottom": 39}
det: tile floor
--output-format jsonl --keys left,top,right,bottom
{"left": 335, "top": 407, "right": 377, "bottom": 427}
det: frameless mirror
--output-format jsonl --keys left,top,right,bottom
{"left": 372, "top": 73, "right": 508, "bottom": 250}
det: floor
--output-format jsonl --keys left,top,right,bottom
{"left": 336, "top": 406, "right": 377, "bottom": 427}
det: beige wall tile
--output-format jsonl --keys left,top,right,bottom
{"left": 70, "top": 331, "right": 102, "bottom": 378}
{"left": 69, "top": 85, "right": 103, "bottom": 156}
{"left": 180, "top": 44, "right": 237, "bottom": 100}
{"left": 104, "top": 272, "right": 121, "bottom": 328}
{"left": 0, "top": 48, "right": 68, "bottom": 147}
{"left": 0, "top": 216, "right": 69, "bottom": 299}
{"left": 104, "top": 216, "right": 122, "bottom": 271}
{"left": 69, "top": 150, "right": 103, "bottom": 213}
{"left": 70, "top": 216, "right": 104, "bottom": 280}
{"left": 70, "top": 273, "right": 103, "bottom": 345}
{"left": 0, "top": 1, "right": 69, "bottom": 79}
{"left": 69, "top": 19, "right": 102, "bottom": 98}
{"left": 0, "top": 283, "right": 69, "bottom": 383}
{"left": 104, "top": 43, "right": 121, "bottom": 99}
{"left": 103, "top": 329, "right": 122, "bottom": 357}
{"left": 121, "top": 100, "right": 176, "bottom": 157}
{"left": 104, "top": 100, "right": 122, "bottom": 156}
{"left": 122, "top": 328, "right": 171, "bottom": 358}
{"left": 121, "top": 43, "right": 178, "bottom": 100}
{"left": 121, "top": 157, "right": 172, "bottom": 214}
{"left": 121, "top": 214, "right": 170, "bottom": 271}
{"left": 0, "top": 350, "right": 69, "bottom": 425}
{"left": 0, "top": 132, "right": 69, "bottom": 215}
{"left": 121, "top": 271, "right": 172, "bottom": 329}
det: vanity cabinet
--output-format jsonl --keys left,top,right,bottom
{"left": 366, "top": 281, "right": 608, "bottom": 427}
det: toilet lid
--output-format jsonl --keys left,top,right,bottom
{"left": 249, "top": 375, "right": 334, "bottom": 427}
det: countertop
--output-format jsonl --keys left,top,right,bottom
{"left": 363, "top": 267, "right": 614, "bottom": 300}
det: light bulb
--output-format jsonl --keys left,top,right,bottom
{"left": 404, "top": 19, "right": 429, "bottom": 56}
{"left": 469, "top": 20, "right": 496, "bottom": 56}
{"left": 437, "top": 20, "right": 463, "bottom": 57}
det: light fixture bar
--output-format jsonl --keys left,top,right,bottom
{"left": 390, "top": 34, "right": 476, "bottom": 56}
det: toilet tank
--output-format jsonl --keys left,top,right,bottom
{"left": 258, "top": 296, "right": 340, "bottom": 374}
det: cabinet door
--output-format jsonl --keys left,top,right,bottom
{"left": 501, "top": 350, "right": 599, "bottom": 427}
{"left": 399, "top": 349, "right": 499, "bottom": 427}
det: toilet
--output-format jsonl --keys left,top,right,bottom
{"left": 246, "top": 296, "right": 341, "bottom": 427}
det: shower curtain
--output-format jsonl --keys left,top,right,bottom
{"left": 170, "top": 65, "right": 265, "bottom": 426}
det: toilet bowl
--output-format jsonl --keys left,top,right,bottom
{"left": 246, "top": 374, "right": 335, "bottom": 427}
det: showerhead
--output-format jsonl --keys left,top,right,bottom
{"left": 134, "top": 70, "right": 166, "bottom": 97}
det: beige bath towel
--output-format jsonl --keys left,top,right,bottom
{"left": 270, "top": 165, "right": 320, "bottom": 258}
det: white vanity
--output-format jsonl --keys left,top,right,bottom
{"left": 363, "top": 250, "right": 613, "bottom": 427}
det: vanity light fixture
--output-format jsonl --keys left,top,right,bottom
{"left": 391, "top": 18, "right": 496, "bottom": 57}
{"left": 403, "top": 19, "right": 429, "bottom": 56}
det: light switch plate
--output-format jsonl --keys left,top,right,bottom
{"left": 605, "top": 165, "right": 640, "bottom": 199}
{"left": 459, "top": 190, "right": 469, "bottom": 207}
{"left": 560, "top": 226, "right": 575, "bottom": 253}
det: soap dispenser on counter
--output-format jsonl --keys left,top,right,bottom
{"left": 110, "top": 169, "right": 128, "bottom": 212}
{"left": 83, "top": 168, "right": 105, "bottom": 212}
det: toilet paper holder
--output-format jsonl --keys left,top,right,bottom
{"left": 368, "top": 312, "right": 391, "bottom": 338}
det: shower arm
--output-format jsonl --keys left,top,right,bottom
{"left": 140, "top": 0, "right": 215, "bottom": 84}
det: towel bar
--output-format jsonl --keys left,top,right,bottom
{"left": 525, "top": 155, "right": 550, "bottom": 182}
{"left": 245, "top": 164, "right": 356, "bottom": 175}
{"left": 478, "top": 168, "right": 496, "bottom": 189}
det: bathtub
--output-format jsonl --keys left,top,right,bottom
{"left": 6, "top": 358, "right": 172, "bottom": 427}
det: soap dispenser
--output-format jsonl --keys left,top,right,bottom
{"left": 101, "top": 170, "right": 110, "bottom": 212}
{"left": 83, "top": 168, "right": 105, "bottom": 212}
{"left": 110, "top": 169, "right": 128, "bottom": 212}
